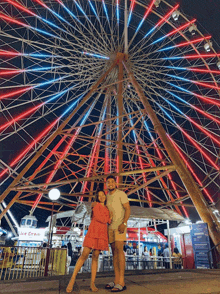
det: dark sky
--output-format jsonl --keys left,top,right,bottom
{"left": 180, "top": 0, "right": 220, "bottom": 48}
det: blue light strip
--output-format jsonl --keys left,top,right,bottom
{"left": 34, "top": 75, "right": 69, "bottom": 89}
{"left": 61, "top": 94, "right": 84, "bottom": 117}
{"left": 135, "top": 18, "right": 145, "bottom": 33}
{"left": 116, "top": 0, "right": 120, "bottom": 24}
{"left": 82, "top": 51, "right": 109, "bottom": 59}
{"left": 151, "top": 34, "right": 167, "bottom": 45}
{"left": 102, "top": 0, "right": 110, "bottom": 23}
{"left": 167, "top": 81, "right": 194, "bottom": 96}
{"left": 88, "top": 0, "right": 99, "bottom": 20}
{"left": 74, "top": 0, "right": 89, "bottom": 20}
{"left": 144, "top": 26, "right": 157, "bottom": 38}
{"left": 59, "top": 3, "right": 82, "bottom": 25}
{"left": 161, "top": 56, "right": 183, "bottom": 60}
{"left": 158, "top": 45, "right": 176, "bottom": 52}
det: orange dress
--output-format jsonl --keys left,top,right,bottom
{"left": 83, "top": 203, "right": 110, "bottom": 251}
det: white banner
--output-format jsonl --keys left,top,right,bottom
{"left": 18, "top": 228, "right": 46, "bottom": 241}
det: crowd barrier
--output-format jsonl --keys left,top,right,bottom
{"left": 82, "top": 255, "right": 182, "bottom": 272}
{"left": 0, "top": 246, "right": 183, "bottom": 281}
{"left": 0, "top": 246, "right": 67, "bottom": 280}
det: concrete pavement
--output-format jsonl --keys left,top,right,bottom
{"left": 0, "top": 269, "right": 220, "bottom": 294}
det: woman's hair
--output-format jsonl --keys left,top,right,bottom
{"left": 144, "top": 246, "right": 148, "bottom": 251}
{"left": 173, "top": 247, "right": 179, "bottom": 254}
{"left": 95, "top": 189, "right": 106, "bottom": 204}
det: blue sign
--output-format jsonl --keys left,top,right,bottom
{"left": 190, "top": 223, "right": 212, "bottom": 269}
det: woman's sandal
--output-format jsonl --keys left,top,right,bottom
{"left": 105, "top": 282, "right": 115, "bottom": 289}
{"left": 111, "top": 284, "right": 127, "bottom": 292}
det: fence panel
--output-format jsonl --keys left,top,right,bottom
{"left": 0, "top": 246, "right": 67, "bottom": 281}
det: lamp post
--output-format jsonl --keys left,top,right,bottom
{"left": 48, "top": 188, "right": 60, "bottom": 248}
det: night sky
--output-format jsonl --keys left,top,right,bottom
{"left": 179, "top": 0, "right": 220, "bottom": 48}
{"left": 1, "top": 0, "right": 220, "bottom": 233}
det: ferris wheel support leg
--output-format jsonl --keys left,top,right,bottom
{"left": 117, "top": 59, "right": 124, "bottom": 187}
{"left": 124, "top": 61, "right": 220, "bottom": 252}
{"left": 0, "top": 59, "right": 118, "bottom": 220}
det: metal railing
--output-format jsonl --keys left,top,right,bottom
{"left": 0, "top": 246, "right": 67, "bottom": 280}
{"left": 81, "top": 255, "right": 182, "bottom": 272}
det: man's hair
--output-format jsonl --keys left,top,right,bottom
{"left": 173, "top": 247, "right": 179, "bottom": 254}
{"left": 106, "top": 175, "right": 116, "bottom": 181}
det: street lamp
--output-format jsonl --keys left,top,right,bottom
{"left": 48, "top": 188, "right": 60, "bottom": 247}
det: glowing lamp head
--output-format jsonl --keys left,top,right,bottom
{"left": 154, "top": 0, "right": 161, "bottom": 8}
{"left": 189, "top": 24, "right": 197, "bottom": 35}
{"left": 217, "top": 61, "right": 220, "bottom": 70}
{"left": 48, "top": 188, "right": 61, "bottom": 201}
{"left": 172, "top": 10, "right": 180, "bottom": 21}
{"left": 204, "top": 42, "right": 212, "bottom": 52}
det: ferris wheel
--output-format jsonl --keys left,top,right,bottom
{"left": 0, "top": 0, "right": 220, "bottom": 243}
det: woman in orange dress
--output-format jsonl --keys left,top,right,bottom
{"left": 66, "top": 190, "right": 111, "bottom": 293}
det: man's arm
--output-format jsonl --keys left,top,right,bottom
{"left": 118, "top": 202, "right": 130, "bottom": 233}
{"left": 122, "top": 202, "right": 130, "bottom": 224}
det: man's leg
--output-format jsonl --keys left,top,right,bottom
{"left": 115, "top": 241, "right": 125, "bottom": 287}
{"left": 111, "top": 242, "right": 120, "bottom": 285}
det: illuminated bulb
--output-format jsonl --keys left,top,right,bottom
{"left": 154, "top": 0, "right": 162, "bottom": 8}
{"left": 204, "top": 41, "right": 212, "bottom": 52}
{"left": 189, "top": 23, "right": 197, "bottom": 35}
{"left": 217, "top": 61, "right": 220, "bottom": 70}
{"left": 48, "top": 188, "right": 61, "bottom": 201}
{"left": 172, "top": 10, "right": 180, "bottom": 21}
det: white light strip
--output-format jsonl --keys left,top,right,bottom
{"left": 2, "top": 201, "right": 20, "bottom": 229}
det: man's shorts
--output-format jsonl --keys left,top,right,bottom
{"left": 108, "top": 228, "right": 127, "bottom": 244}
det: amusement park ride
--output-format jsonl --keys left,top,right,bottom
{"left": 0, "top": 1, "right": 219, "bottom": 251}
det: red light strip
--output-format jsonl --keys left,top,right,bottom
{"left": 156, "top": 4, "right": 180, "bottom": 27}
{"left": 166, "top": 19, "right": 196, "bottom": 38}
{"left": 193, "top": 106, "right": 220, "bottom": 125}
{"left": 0, "top": 119, "right": 58, "bottom": 178}
{"left": 0, "top": 104, "right": 43, "bottom": 131}
{"left": 183, "top": 53, "right": 220, "bottom": 59}
{"left": 143, "top": 0, "right": 157, "bottom": 19}
{"left": 174, "top": 36, "right": 212, "bottom": 48}
{"left": 168, "top": 135, "right": 214, "bottom": 203}
{"left": 0, "top": 12, "right": 29, "bottom": 27}
{"left": 187, "top": 67, "right": 220, "bottom": 75}
{"left": 0, "top": 87, "right": 32, "bottom": 100}
{"left": 5, "top": 0, "right": 36, "bottom": 16}
{"left": 186, "top": 116, "right": 220, "bottom": 146}
{"left": 180, "top": 128, "right": 219, "bottom": 171}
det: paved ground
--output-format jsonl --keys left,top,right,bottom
{"left": 0, "top": 269, "right": 220, "bottom": 294}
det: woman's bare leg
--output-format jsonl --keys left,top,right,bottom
{"left": 90, "top": 250, "right": 100, "bottom": 292}
{"left": 66, "top": 247, "right": 91, "bottom": 293}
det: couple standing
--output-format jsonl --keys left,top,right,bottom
{"left": 66, "top": 175, "right": 130, "bottom": 293}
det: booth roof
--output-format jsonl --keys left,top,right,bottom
{"left": 46, "top": 203, "right": 184, "bottom": 226}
